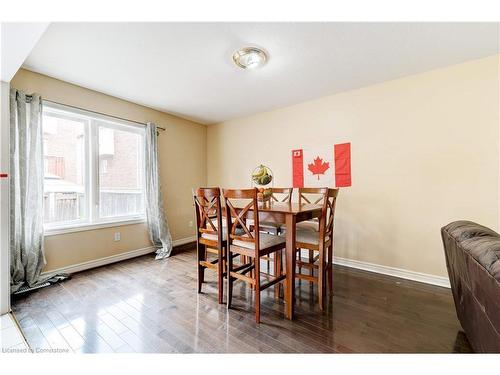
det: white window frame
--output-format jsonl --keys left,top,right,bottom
{"left": 42, "top": 102, "right": 146, "bottom": 235}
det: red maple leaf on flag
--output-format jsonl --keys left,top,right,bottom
{"left": 308, "top": 157, "right": 330, "bottom": 180}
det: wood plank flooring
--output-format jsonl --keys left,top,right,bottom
{"left": 12, "top": 245, "right": 472, "bottom": 353}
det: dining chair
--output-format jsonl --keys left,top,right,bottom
{"left": 193, "top": 187, "right": 228, "bottom": 304}
{"left": 293, "top": 187, "right": 339, "bottom": 310}
{"left": 294, "top": 187, "right": 325, "bottom": 283}
{"left": 248, "top": 187, "right": 293, "bottom": 275}
{"left": 223, "top": 188, "right": 287, "bottom": 323}
{"left": 297, "top": 187, "right": 326, "bottom": 230}
{"left": 249, "top": 187, "right": 293, "bottom": 235}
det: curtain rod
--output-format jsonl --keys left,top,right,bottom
{"left": 34, "top": 97, "right": 166, "bottom": 131}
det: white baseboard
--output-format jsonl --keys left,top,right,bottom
{"left": 172, "top": 236, "right": 196, "bottom": 246}
{"left": 42, "top": 236, "right": 197, "bottom": 276}
{"left": 334, "top": 256, "right": 451, "bottom": 288}
{"left": 41, "top": 246, "right": 156, "bottom": 276}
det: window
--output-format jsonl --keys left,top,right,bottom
{"left": 42, "top": 103, "right": 146, "bottom": 232}
{"left": 97, "top": 123, "right": 144, "bottom": 219}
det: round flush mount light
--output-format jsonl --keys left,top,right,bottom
{"left": 232, "top": 47, "right": 268, "bottom": 69}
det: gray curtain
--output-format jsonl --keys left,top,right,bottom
{"left": 145, "top": 122, "right": 173, "bottom": 259}
{"left": 10, "top": 89, "right": 46, "bottom": 292}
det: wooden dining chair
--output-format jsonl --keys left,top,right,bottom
{"left": 248, "top": 187, "right": 293, "bottom": 274}
{"left": 294, "top": 187, "right": 339, "bottom": 310}
{"left": 296, "top": 187, "right": 326, "bottom": 231}
{"left": 193, "top": 187, "right": 227, "bottom": 304}
{"left": 294, "top": 187, "right": 326, "bottom": 282}
{"left": 223, "top": 188, "right": 287, "bottom": 323}
{"left": 249, "top": 187, "right": 293, "bottom": 235}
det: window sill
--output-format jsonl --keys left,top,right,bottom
{"left": 44, "top": 218, "right": 147, "bottom": 236}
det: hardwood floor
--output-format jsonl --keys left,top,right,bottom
{"left": 12, "top": 245, "right": 472, "bottom": 353}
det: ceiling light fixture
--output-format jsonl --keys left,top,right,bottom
{"left": 232, "top": 47, "right": 268, "bottom": 70}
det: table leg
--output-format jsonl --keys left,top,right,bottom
{"left": 285, "top": 213, "right": 296, "bottom": 320}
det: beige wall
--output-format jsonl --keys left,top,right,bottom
{"left": 207, "top": 55, "right": 500, "bottom": 277}
{"left": 11, "top": 69, "right": 207, "bottom": 272}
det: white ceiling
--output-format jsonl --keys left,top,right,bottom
{"left": 22, "top": 22, "right": 499, "bottom": 124}
{"left": 0, "top": 22, "right": 49, "bottom": 82}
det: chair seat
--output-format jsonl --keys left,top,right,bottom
{"left": 296, "top": 220, "right": 319, "bottom": 232}
{"left": 280, "top": 229, "right": 329, "bottom": 246}
{"left": 202, "top": 232, "right": 226, "bottom": 241}
{"left": 202, "top": 226, "right": 243, "bottom": 241}
{"left": 247, "top": 219, "right": 281, "bottom": 229}
{"left": 233, "top": 233, "right": 285, "bottom": 250}
{"left": 280, "top": 220, "right": 319, "bottom": 232}
{"left": 211, "top": 219, "right": 231, "bottom": 228}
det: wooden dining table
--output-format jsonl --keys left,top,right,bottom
{"left": 230, "top": 201, "right": 324, "bottom": 320}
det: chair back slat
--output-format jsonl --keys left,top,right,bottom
{"left": 223, "top": 188, "right": 260, "bottom": 253}
{"left": 193, "top": 187, "right": 223, "bottom": 245}
{"left": 299, "top": 187, "right": 328, "bottom": 205}
{"left": 324, "top": 189, "right": 339, "bottom": 237}
{"left": 271, "top": 187, "right": 293, "bottom": 203}
{"left": 226, "top": 200, "right": 254, "bottom": 238}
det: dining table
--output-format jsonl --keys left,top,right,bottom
{"left": 229, "top": 201, "right": 324, "bottom": 320}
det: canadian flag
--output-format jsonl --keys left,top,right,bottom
{"left": 292, "top": 143, "right": 351, "bottom": 188}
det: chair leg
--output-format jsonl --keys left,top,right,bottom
{"left": 218, "top": 247, "right": 224, "bottom": 304}
{"left": 318, "top": 250, "right": 325, "bottom": 311}
{"left": 328, "top": 242, "right": 333, "bottom": 292}
{"left": 279, "top": 249, "right": 283, "bottom": 297}
{"left": 222, "top": 245, "right": 227, "bottom": 275}
{"left": 246, "top": 255, "right": 255, "bottom": 291}
{"left": 297, "top": 248, "right": 302, "bottom": 284}
{"left": 274, "top": 250, "right": 281, "bottom": 299}
{"left": 281, "top": 248, "right": 286, "bottom": 298}
{"left": 227, "top": 248, "right": 234, "bottom": 309}
{"left": 197, "top": 243, "right": 205, "bottom": 293}
{"left": 309, "top": 249, "right": 314, "bottom": 288}
{"left": 255, "top": 255, "right": 261, "bottom": 324}
{"left": 268, "top": 227, "right": 279, "bottom": 272}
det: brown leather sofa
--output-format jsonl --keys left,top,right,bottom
{"left": 441, "top": 221, "right": 500, "bottom": 352}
